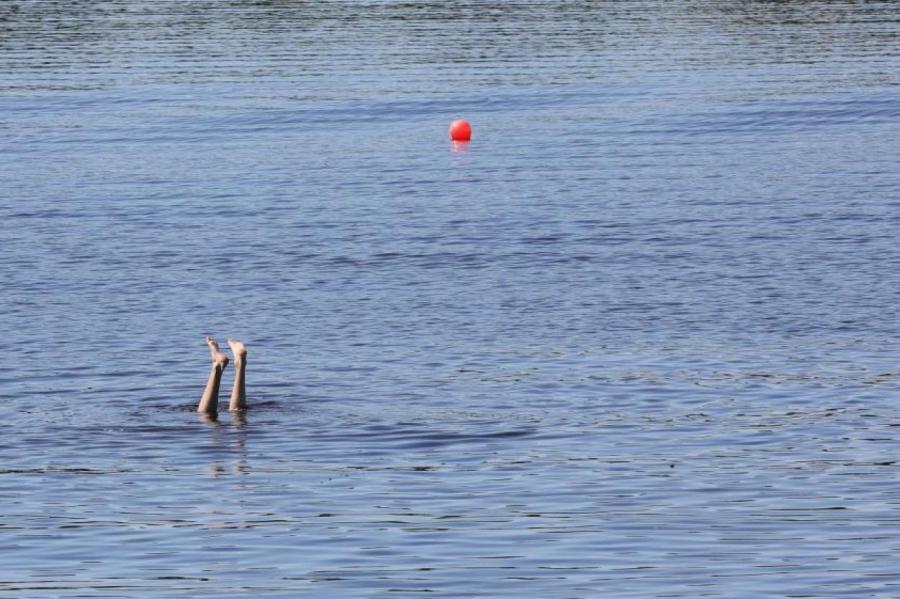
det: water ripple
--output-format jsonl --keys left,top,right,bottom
{"left": 5, "top": 0, "right": 900, "bottom": 597}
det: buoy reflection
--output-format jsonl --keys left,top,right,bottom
{"left": 450, "top": 140, "right": 471, "bottom": 153}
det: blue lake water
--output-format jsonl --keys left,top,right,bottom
{"left": 4, "top": 1, "right": 900, "bottom": 596}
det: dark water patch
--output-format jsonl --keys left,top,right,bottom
{"left": 662, "top": 94, "right": 896, "bottom": 132}
{"left": 159, "top": 399, "right": 286, "bottom": 414}
{"left": 0, "top": 467, "right": 133, "bottom": 476}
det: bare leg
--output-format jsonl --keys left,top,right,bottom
{"left": 227, "top": 339, "right": 247, "bottom": 411}
{"left": 198, "top": 337, "right": 229, "bottom": 417}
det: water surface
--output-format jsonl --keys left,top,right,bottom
{"left": 4, "top": 1, "right": 900, "bottom": 597}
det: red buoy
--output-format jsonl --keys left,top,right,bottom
{"left": 449, "top": 119, "right": 472, "bottom": 142}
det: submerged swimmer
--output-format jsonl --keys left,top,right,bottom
{"left": 198, "top": 337, "right": 247, "bottom": 418}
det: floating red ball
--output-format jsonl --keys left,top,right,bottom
{"left": 449, "top": 119, "right": 472, "bottom": 142}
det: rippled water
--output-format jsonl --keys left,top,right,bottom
{"left": 4, "top": 1, "right": 900, "bottom": 597}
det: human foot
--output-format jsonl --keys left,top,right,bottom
{"left": 227, "top": 339, "right": 247, "bottom": 362}
{"left": 206, "top": 336, "right": 229, "bottom": 368}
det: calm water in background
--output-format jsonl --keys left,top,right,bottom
{"left": 4, "top": 1, "right": 900, "bottom": 596}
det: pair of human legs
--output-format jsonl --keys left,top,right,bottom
{"left": 198, "top": 337, "right": 247, "bottom": 417}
